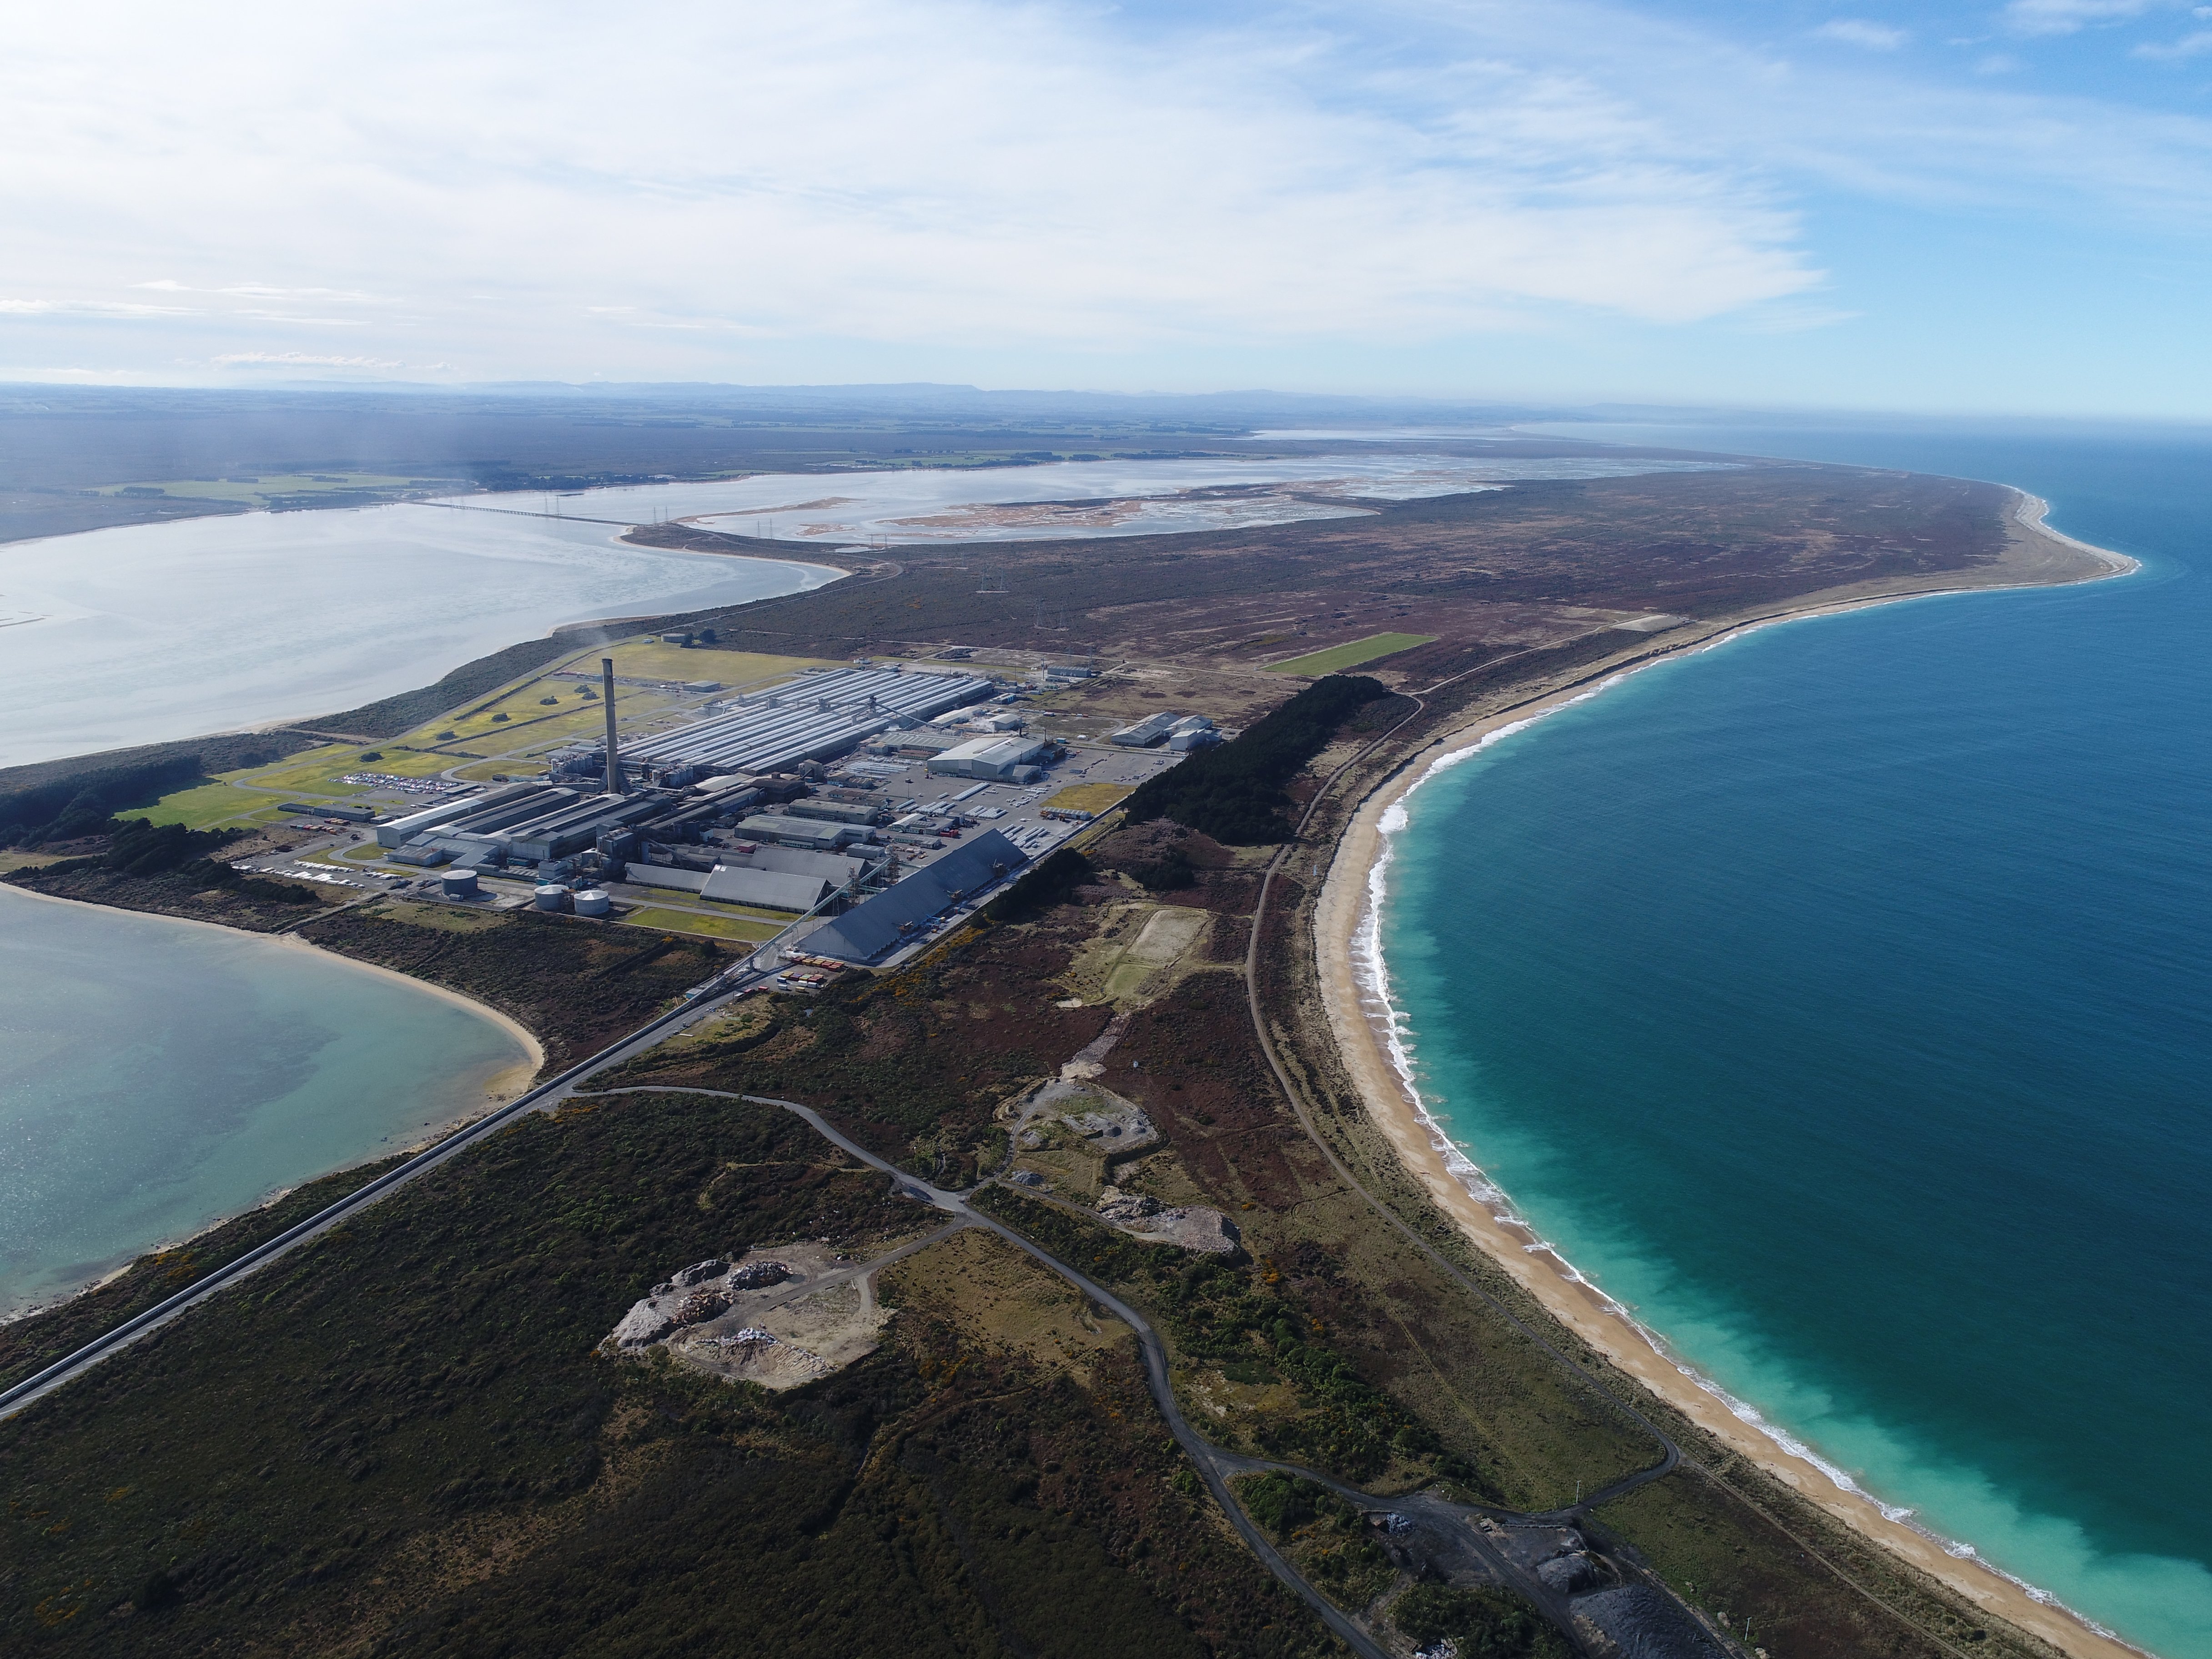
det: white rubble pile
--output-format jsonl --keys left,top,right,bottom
{"left": 1095, "top": 1185, "right": 1241, "bottom": 1254}
{"left": 608, "top": 1255, "right": 789, "bottom": 1351}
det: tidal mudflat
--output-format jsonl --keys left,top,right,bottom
{"left": 470, "top": 451, "right": 1726, "bottom": 547}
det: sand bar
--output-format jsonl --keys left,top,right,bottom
{"left": 1312, "top": 495, "right": 2146, "bottom": 1659}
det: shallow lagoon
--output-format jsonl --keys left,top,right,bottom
{"left": 0, "top": 888, "right": 531, "bottom": 1315}
{"left": 0, "top": 450, "right": 1721, "bottom": 768}
{"left": 0, "top": 508, "right": 841, "bottom": 768}
{"left": 513, "top": 450, "right": 1717, "bottom": 546}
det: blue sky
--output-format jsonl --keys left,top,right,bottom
{"left": 4, "top": 0, "right": 2210, "bottom": 416}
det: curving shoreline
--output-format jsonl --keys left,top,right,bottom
{"left": 1311, "top": 490, "right": 2147, "bottom": 1659}
{"left": 0, "top": 883, "right": 543, "bottom": 1322}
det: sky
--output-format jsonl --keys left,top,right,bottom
{"left": 4, "top": 0, "right": 2212, "bottom": 417}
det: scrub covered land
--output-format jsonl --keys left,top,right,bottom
{"left": 2, "top": 450, "right": 2108, "bottom": 1659}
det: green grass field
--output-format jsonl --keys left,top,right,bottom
{"left": 617, "top": 905, "right": 782, "bottom": 942}
{"left": 95, "top": 473, "right": 439, "bottom": 505}
{"left": 233, "top": 743, "right": 452, "bottom": 796}
{"left": 129, "top": 780, "right": 296, "bottom": 831}
{"left": 1262, "top": 632, "right": 1438, "bottom": 675}
{"left": 1041, "top": 781, "right": 1132, "bottom": 815}
{"left": 127, "top": 646, "right": 855, "bottom": 849}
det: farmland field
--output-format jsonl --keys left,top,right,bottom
{"left": 1262, "top": 631, "right": 1438, "bottom": 675}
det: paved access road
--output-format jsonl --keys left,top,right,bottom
{"left": 584, "top": 1086, "right": 1749, "bottom": 1659}
{"left": 575, "top": 1084, "right": 1397, "bottom": 1659}
{"left": 0, "top": 957, "right": 778, "bottom": 1422}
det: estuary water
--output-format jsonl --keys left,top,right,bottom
{"left": 0, "top": 887, "right": 531, "bottom": 1316}
{"left": 1377, "top": 424, "right": 2212, "bottom": 1655}
{"left": 0, "top": 506, "right": 842, "bottom": 768}
{"left": 0, "top": 450, "right": 1718, "bottom": 769}
{"left": 468, "top": 451, "right": 1719, "bottom": 546}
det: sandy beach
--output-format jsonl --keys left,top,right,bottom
{"left": 279, "top": 932, "right": 547, "bottom": 1116}
{"left": 1309, "top": 494, "right": 2146, "bottom": 1659}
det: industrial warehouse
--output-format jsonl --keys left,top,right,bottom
{"left": 611, "top": 664, "right": 995, "bottom": 776}
{"left": 318, "top": 655, "right": 1197, "bottom": 975}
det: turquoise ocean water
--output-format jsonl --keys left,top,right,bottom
{"left": 0, "top": 888, "right": 529, "bottom": 1314}
{"left": 1378, "top": 424, "right": 2212, "bottom": 1655}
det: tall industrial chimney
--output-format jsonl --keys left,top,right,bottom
{"left": 601, "top": 657, "right": 623, "bottom": 794}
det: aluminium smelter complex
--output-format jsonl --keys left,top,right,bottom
{"left": 613, "top": 666, "right": 992, "bottom": 776}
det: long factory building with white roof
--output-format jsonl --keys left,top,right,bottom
{"left": 613, "top": 666, "right": 992, "bottom": 777}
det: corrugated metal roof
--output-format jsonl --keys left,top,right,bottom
{"left": 701, "top": 867, "right": 829, "bottom": 911}
{"left": 620, "top": 667, "right": 992, "bottom": 774}
{"left": 803, "top": 830, "right": 1027, "bottom": 962}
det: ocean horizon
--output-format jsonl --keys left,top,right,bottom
{"left": 1377, "top": 422, "right": 2212, "bottom": 1656}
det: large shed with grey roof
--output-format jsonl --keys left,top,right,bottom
{"left": 800, "top": 831, "right": 1027, "bottom": 963}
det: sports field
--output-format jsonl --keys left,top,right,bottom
{"left": 1262, "top": 632, "right": 1437, "bottom": 675}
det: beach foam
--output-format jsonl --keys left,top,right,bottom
{"left": 1344, "top": 507, "right": 2206, "bottom": 1653}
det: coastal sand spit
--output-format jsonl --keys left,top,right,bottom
{"left": 1310, "top": 496, "right": 2144, "bottom": 1659}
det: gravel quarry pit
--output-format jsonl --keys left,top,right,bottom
{"left": 603, "top": 1241, "right": 896, "bottom": 1392}
{"left": 1096, "top": 1183, "right": 1241, "bottom": 1254}
{"left": 1003, "top": 1078, "right": 1159, "bottom": 1197}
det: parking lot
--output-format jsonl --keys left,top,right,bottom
{"left": 821, "top": 739, "right": 1181, "bottom": 877}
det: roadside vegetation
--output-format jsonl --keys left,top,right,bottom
{"left": 297, "top": 903, "right": 728, "bottom": 1074}
{"left": 2, "top": 457, "right": 2077, "bottom": 1658}
{"left": 0, "top": 1158, "right": 405, "bottom": 1394}
{"left": 1388, "top": 1582, "right": 1568, "bottom": 1659}
{"left": 1121, "top": 675, "right": 1389, "bottom": 843}
{"left": 1234, "top": 1472, "right": 1397, "bottom": 1613}
{"left": 2, "top": 1089, "right": 1330, "bottom": 1657}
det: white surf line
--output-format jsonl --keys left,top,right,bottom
{"left": 2013, "top": 490, "right": 2142, "bottom": 577}
{"left": 1352, "top": 624, "right": 2140, "bottom": 1649}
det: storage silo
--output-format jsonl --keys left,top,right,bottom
{"left": 534, "top": 884, "right": 570, "bottom": 912}
{"left": 573, "top": 889, "right": 611, "bottom": 917}
{"left": 441, "top": 870, "right": 479, "bottom": 899}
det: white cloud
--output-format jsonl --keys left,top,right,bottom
{"left": 2002, "top": 0, "right": 2153, "bottom": 36}
{"left": 229, "top": 309, "right": 370, "bottom": 326}
{"left": 1, "top": 1, "right": 2210, "bottom": 387}
{"left": 1816, "top": 20, "right": 1910, "bottom": 48}
{"left": 0, "top": 297, "right": 193, "bottom": 317}
{"left": 0, "top": 0, "right": 1823, "bottom": 375}
{"left": 217, "top": 284, "right": 382, "bottom": 302}
{"left": 2135, "top": 27, "right": 2212, "bottom": 55}
{"left": 211, "top": 351, "right": 403, "bottom": 367}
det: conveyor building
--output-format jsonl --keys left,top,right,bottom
{"left": 800, "top": 830, "right": 1027, "bottom": 963}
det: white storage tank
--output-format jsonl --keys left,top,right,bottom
{"left": 533, "top": 884, "right": 570, "bottom": 912}
{"left": 573, "top": 888, "right": 611, "bottom": 917}
{"left": 441, "top": 870, "right": 479, "bottom": 899}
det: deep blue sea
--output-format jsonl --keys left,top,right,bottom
{"left": 1380, "top": 422, "right": 2212, "bottom": 1655}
